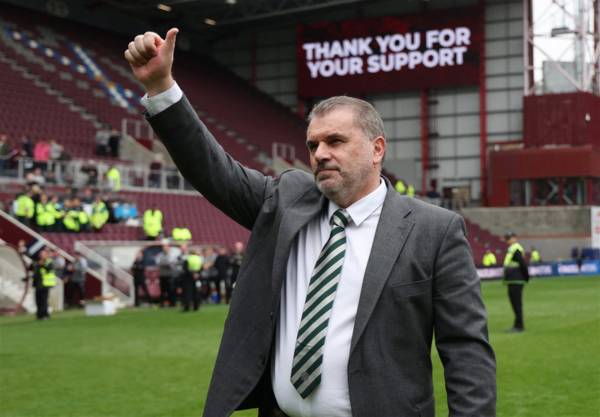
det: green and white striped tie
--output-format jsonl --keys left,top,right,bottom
{"left": 291, "top": 208, "right": 351, "bottom": 398}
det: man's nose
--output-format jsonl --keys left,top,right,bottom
{"left": 313, "top": 143, "right": 331, "bottom": 161}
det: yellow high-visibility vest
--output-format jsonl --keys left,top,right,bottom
{"left": 16, "top": 195, "right": 35, "bottom": 218}
{"left": 482, "top": 252, "right": 497, "bottom": 267}
{"left": 186, "top": 254, "right": 203, "bottom": 272}
{"left": 504, "top": 242, "right": 525, "bottom": 268}
{"left": 41, "top": 261, "right": 57, "bottom": 287}
{"left": 107, "top": 167, "right": 121, "bottom": 191}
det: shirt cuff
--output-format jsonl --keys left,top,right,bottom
{"left": 140, "top": 82, "right": 183, "bottom": 117}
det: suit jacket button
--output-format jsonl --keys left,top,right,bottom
{"left": 258, "top": 355, "right": 265, "bottom": 366}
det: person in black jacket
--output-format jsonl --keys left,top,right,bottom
{"left": 502, "top": 232, "right": 530, "bottom": 332}
{"left": 131, "top": 250, "right": 151, "bottom": 307}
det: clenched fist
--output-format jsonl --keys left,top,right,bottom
{"left": 124, "top": 28, "right": 178, "bottom": 96}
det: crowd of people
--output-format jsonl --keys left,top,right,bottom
{"left": 131, "top": 240, "right": 245, "bottom": 310}
{"left": 11, "top": 184, "right": 138, "bottom": 233}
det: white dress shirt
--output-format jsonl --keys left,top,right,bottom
{"left": 142, "top": 85, "right": 387, "bottom": 416}
{"left": 273, "top": 181, "right": 386, "bottom": 417}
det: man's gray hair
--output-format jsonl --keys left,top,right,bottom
{"left": 307, "top": 96, "right": 386, "bottom": 141}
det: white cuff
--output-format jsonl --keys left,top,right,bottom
{"left": 140, "top": 82, "right": 183, "bottom": 116}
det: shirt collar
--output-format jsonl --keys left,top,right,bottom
{"left": 327, "top": 179, "right": 387, "bottom": 227}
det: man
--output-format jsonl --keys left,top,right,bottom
{"left": 482, "top": 247, "right": 497, "bottom": 267}
{"left": 106, "top": 165, "right": 121, "bottom": 192}
{"left": 503, "top": 232, "right": 529, "bottom": 332}
{"left": 125, "top": 29, "right": 495, "bottom": 417}
{"left": 14, "top": 187, "right": 35, "bottom": 226}
{"left": 32, "top": 249, "right": 56, "bottom": 320}
{"left": 131, "top": 250, "right": 151, "bottom": 307}
{"left": 214, "top": 247, "right": 231, "bottom": 304}
{"left": 530, "top": 247, "right": 541, "bottom": 263}
{"left": 182, "top": 248, "right": 203, "bottom": 312}
{"left": 91, "top": 195, "right": 110, "bottom": 231}
{"left": 67, "top": 252, "right": 88, "bottom": 308}
{"left": 143, "top": 207, "right": 163, "bottom": 240}
{"left": 155, "top": 240, "right": 177, "bottom": 307}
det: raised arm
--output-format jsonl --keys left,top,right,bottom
{"left": 124, "top": 29, "right": 271, "bottom": 229}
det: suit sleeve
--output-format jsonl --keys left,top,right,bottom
{"left": 147, "top": 95, "right": 272, "bottom": 230}
{"left": 432, "top": 215, "right": 497, "bottom": 417}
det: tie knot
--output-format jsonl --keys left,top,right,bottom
{"left": 330, "top": 209, "right": 351, "bottom": 229}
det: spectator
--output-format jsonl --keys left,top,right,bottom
{"left": 148, "top": 154, "right": 163, "bottom": 188}
{"left": 201, "top": 246, "right": 219, "bottom": 303}
{"left": 108, "top": 129, "right": 121, "bottom": 158}
{"left": 229, "top": 241, "right": 244, "bottom": 291}
{"left": 155, "top": 240, "right": 178, "bottom": 307}
{"left": 33, "top": 139, "right": 50, "bottom": 170}
{"left": 0, "top": 133, "right": 12, "bottom": 172}
{"left": 214, "top": 246, "right": 231, "bottom": 304}
{"left": 95, "top": 124, "right": 110, "bottom": 156}
{"left": 17, "top": 239, "right": 32, "bottom": 269}
{"left": 66, "top": 252, "right": 87, "bottom": 308}
{"left": 49, "top": 139, "right": 64, "bottom": 161}
{"left": 131, "top": 250, "right": 151, "bottom": 307}
{"left": 26, "top": 167, "right": 46, "bottom": 187}
{"left": 81, "top": 160, "right": 99, "bottom": 186}
{"left": 19, "top": 136, "right": 33, "bottom": 159}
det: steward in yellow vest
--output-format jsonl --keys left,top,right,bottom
{"left": 482, "top": 250, "right": 497, "bottom": 267}
{"left": 32, "top": 249, "right": 56, "bottom": 320}
{"left": 530, "top": 248, "right": 541, "bottom": 263}
{"left": 35, "top": 194, "right": 57, "bottom": 231}
{"left": 50, "top": 195, "right": 64, "bottom": 229}
{"left": 106, "top": 166, "right": 121, "bottom": 192}
{"left": 182, "top": 250, "right": 203, "bottom": 312}
{"left": 395, "top": 180, "right": 406, "bottom": 195}
{"left": 143, "top": 208, "right": 163, "bottom": 240}
{"left": 503, "top": 232, "right": 529, "bottom": 332}
{"left": 63, "top": 199, "right": 81, "bottom": 233}
{"left": 91, "top": 197, "right": 109, "bottom": 231}
{"left": 15, "top": 190, "right": 35, "bottom": 226}
{"left": 172, "top": 227, "right": 192, "bottom": 242}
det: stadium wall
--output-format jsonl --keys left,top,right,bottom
{"left": 462, "top": 206, "right": 592, "bottom": 260}
{"left": 211, "top": 0, "right": 524, "bottom": 202}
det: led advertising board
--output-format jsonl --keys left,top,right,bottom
{"left": 297, "top": 6, "right": 482, "bottom": 97}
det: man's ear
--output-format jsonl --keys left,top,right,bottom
{"left": 373, "top": 136, "right": 386, "bottom": 166}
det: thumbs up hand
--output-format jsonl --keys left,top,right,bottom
{"left": 124, "top": 28, "right": 179, "bottom": 96}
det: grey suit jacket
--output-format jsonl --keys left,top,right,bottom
{"left": 148, "top": 96, "right": 496, "bottom": 417}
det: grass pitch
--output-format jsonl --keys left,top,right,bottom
{"left": 1, "top": 276, "right": 599, "bottom": 417}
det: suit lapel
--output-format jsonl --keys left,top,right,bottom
{"left": 270, "top": 187, "right": 327, "bottom": 309}
{"left": 350, "top": 185, "right": 414, "bottom": 355}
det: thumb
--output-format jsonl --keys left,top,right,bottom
{"left": 163, "top": 27, "right": 179, "bottom": 54}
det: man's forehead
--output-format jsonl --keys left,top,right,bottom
{"left": 307, "top": 107, "right": 358, "bottom": 136}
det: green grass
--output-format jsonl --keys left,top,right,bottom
{"left": 1, "top": 276, "right": 599, "bottom": 417}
